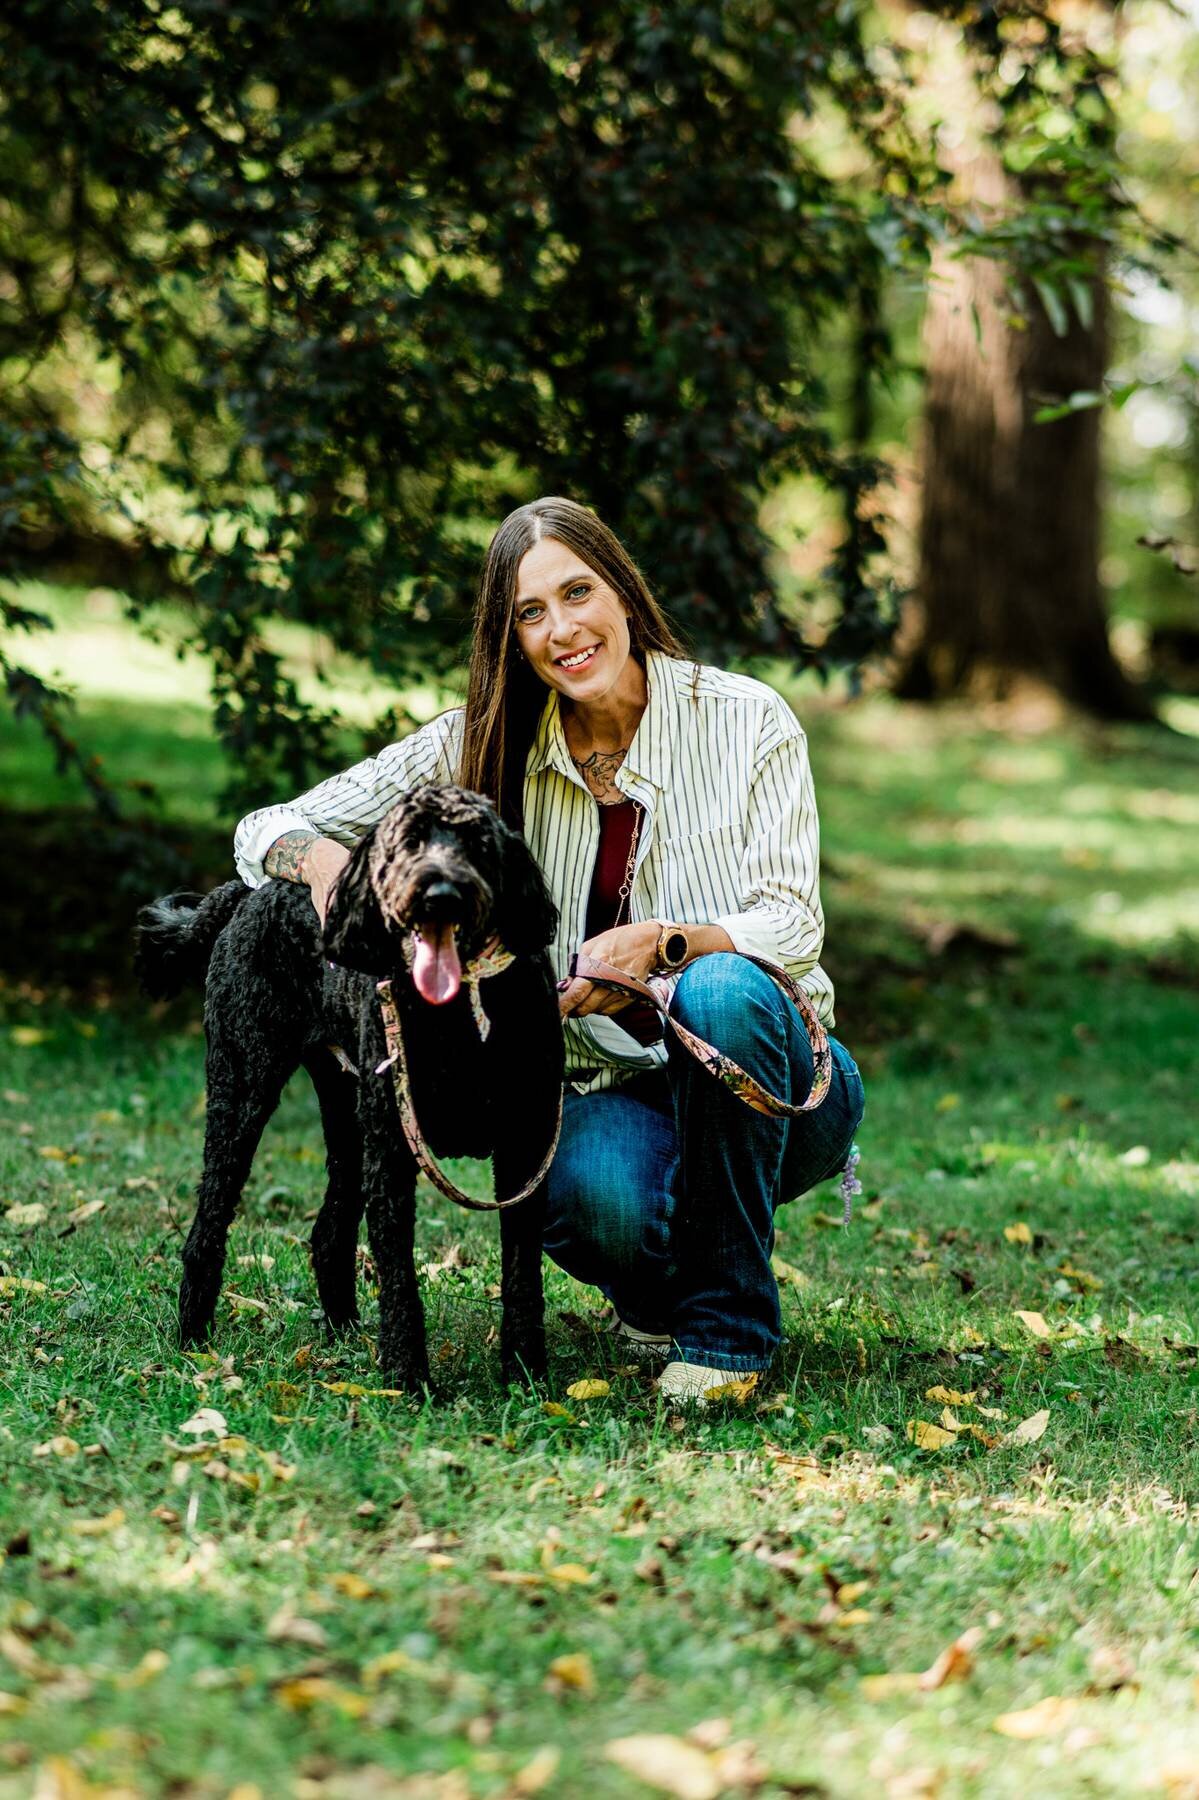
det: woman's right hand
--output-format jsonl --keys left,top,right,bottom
{"left": 264, "top": 831, "right": 352, "bottom": 925}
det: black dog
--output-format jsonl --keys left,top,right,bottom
{"left": 135, "top": 786, "right": 563, "bottom": 1388}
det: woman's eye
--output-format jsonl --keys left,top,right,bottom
{"left": 568, "top": 584, "right": 589, "bottom": 601}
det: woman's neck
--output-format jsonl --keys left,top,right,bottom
{"left": 562, "top": 657, "right": 649, "bottom": 756}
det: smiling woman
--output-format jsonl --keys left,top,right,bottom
{"left": 233, "top": 496, "right": 865, "bottom": 1402}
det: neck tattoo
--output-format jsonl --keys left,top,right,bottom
{"left": 571, "top": 744, "right": 629, "bottom": 806}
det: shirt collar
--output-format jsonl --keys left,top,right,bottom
{"left": 525, "top": 649, "right": 687, "bottom": 789}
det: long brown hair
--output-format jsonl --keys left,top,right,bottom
{"left": 457, "top": 497, "right": 691, "bottom": 825}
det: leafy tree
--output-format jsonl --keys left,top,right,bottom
{"left": 2, "top": 0, "right": 942, "bottom": 805}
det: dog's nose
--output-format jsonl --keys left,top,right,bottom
{"left": 418, "top": 881, "right": 461, "bottom": 917}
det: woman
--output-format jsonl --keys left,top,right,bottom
{"left": 234, "top": 496, "right": 865, "bottom": 1403}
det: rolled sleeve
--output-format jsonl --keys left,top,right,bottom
{"left": 711, "top": 727, "right": 825, "bottom": 977}
{"left": 232, "top": 709, "right": 464, "bottom": 888}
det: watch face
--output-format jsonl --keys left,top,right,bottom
{"left": 664, "top": 930, "right": 688, "bottom": 966}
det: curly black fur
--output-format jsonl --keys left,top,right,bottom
{"left": 135, "top": 786, "right": 563, "bottom": 1388}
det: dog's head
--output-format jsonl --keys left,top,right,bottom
{"left": 322, "top": 785, "right": 558, "bottom": 1002}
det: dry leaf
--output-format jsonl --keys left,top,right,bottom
{"left": 545, "top": 1561, "right": 595, "bottom": 1587}
{"left": 1003, "top": 1222, "right": 1033, "bottom": 1245}
{"left": 1002, "top": 1408, "right": 1050, "bottom": 1446}
{"left": 0, "top": 1276, "right": 46, "bottom": 1295}
{"left": 274, "top": 1676, "right": 369, "bottom": 1718}
{"left": 226, "top": 1292, "right": 269, "bottom": 1314}
{"left": 925, "top": 1386, "right": 976, "bottom": 1406}
{"left": 330, "top": 1571, "right": 377, "bottom": 1600}
{"left": 1059, "top": 1260, "right": 1102, "bottom": 1290}
{"left": 547, "top": 1652, "right": 595, "bottom": 1693}
{"left": 604, "top": 1734, "right": 720, "bottom": 1800}
{"left": 993, "top": 1696, "right": 1075, "bottom": 1738}
{"left": 11, "top": 1027, "right": 49, "bottom": 1047}
{"left": 5, "top": 1203, "right": 47, "bottom": 1227}
{"left": 266, "top": 1606, "right": 328, "bottom": 1649}
{"left": 33, "top": 1436, "right": 79, "bottom": 1459}
{"left": 319, "top": 1381, "right": 405, "bottom": 1398}
{"left": 512, "top": 1747, "right": 562, "bottom": 1794}
{"left": 178, "top": 1407, "right": 228, "bottom": 1438}
{"left": 705, "top": 1372, "right": 759, "bottom": 1405}
{"left": 906, "top": 1419, "right": 958, "bottom": 1451}
{"left": 541, "top": 1402, "right": 576, "bottom": 1422}
{"left": 65, "top": 1199, "right": 105, "bottom": 1226}
{"left": 70, "top": 1509, "right": 125, "bottom": 1537}
{"left": 836, "top": 1581, "right": 870, "bottom": 1605}
{"left": 862, "top": 1424, "right": 893, "bottom": 1446}
{"left": 565, "top": 1380, "right": 610, "bottom": 1400}
{"left": 771, "top": 1256, "right": 812, "bottom": 1288}
{"left": 1013, "top": 1310, "right": 1052, "bottom": 1339}
{"left": 920, "top": 1627, "right": 983, "bottom": 1690}
{"left": 115, "top": 1649, "right": 169, "bottom": 1689}
{"left": 860, "top": 1671, "right": 923, "bottom": 1700}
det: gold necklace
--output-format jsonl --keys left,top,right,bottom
{"left": 613, "top": 802, "right": 642, "bottom": 928}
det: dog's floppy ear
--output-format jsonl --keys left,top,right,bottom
{"left": 493, "top": 820, "right": 559, "bottom": 957}
{"left": 321, "top": 832, "right": 396, "bottom": 974}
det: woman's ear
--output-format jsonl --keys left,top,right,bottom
{"left": 493, "top": 820, "right": 559, "bottom": 957}
{"left": 321, "top": 832, "right": 396, "bottom": 974}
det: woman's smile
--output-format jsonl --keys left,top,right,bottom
{"left": 555, "top": 642, "right": 602, "bottom": 672}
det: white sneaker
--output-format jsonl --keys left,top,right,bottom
{"left": 656, "top": 1361, "right": 760, "bottom": 1406}
{"left": 607, "top": 1310, "right": 673, "bottom": 1358}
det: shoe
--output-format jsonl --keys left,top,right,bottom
{"left": 655, "top": 1361, "right": 759, "bottom": 1406}
{"left": 607, "top": 1310, "right": 672, "bottom": 1359}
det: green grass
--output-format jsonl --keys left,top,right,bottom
{"left": 2, "top": 617, "right": 1199, "bottom": 1795}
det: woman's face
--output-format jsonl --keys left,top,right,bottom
{"left": 512, "top": 537, "right": 636, "bottom": 706}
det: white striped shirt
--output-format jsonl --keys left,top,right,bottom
{"left": 234, "top": 650, "right": 835, "bottom": 1095}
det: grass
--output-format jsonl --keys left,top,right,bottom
{"left": 1, "top": 608, "right": 1198, "bottom": 1796}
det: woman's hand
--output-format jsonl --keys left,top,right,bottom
{"left": 264, "top": 831, "right": 351, "bottom": 925}
{"left": 557, "top": 921, "right": 662, "bottom": 1020}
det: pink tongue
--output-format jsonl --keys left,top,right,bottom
{"left": 412, "top": 924, "right": 462, "bottom": 1005}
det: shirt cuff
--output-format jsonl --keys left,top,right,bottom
{"left": 234, "top": 808, "right": 320, "bottom": 889}
{"left": 711, "top": 907, "right": 794, "bottom": 972}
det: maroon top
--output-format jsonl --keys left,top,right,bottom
{"left": 584, "top": 799, "right": 662, "bottom": 1045}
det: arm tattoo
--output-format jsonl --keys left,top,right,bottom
{"left": 264, "top": 830, "right": 319, "bottom": 883}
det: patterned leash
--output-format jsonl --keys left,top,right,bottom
{"left": 569, "top": 949, "right": 862, "bottom": 1222}
{"left": 373, "top": 937, "right": 563, "bottom": 1213}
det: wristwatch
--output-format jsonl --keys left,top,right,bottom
{"left": 653, "top": 921, "right": 690, "bottom": 974}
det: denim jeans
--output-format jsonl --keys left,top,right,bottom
{"left": 544, "top": 953, "right": 866, "bottom": 1373}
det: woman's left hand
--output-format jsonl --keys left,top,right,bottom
{"left": 557, "top": 921, "right": 662, "bottom": 1019}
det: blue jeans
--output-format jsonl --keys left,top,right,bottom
{"left": 544, "top": 953, "right": 866, "bottom": 1373}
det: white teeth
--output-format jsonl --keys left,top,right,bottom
{"left": 559, "top": 645, "right": 598, "bottom": 669}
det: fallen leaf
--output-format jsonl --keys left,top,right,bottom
{"left": 541, "top": 1402, "right": 577, "bottom": 1422}
{"left": 178, "top": 1407, "right": 228, "bottom": 1438}
{"left": 1004, "top": 1222, "right": 1033, "bottom": 1245}
{"left": 1059, "top": 1260, "right": 1102, "bottom": 1291}
{"left": 237, "top": 1253, "right": 276, "bottom": 1270}
{"left": 319, "top": 1381, "right": 405, "bottom": 1398}
{"left": 64, "top": 1200, "right": 105, "bottom": 1226}
{"left": 862, "top": 1424, "right": 893, "bottom": 1446}
{"left": 0, "top": 1276, "right": 47, "bottom": 1296}
{"left": 565, "top": 1379, "right": 610, "bottom": 1401}
{"left": 604, "top": 1733, "right": 720, "bottom": 1800}
{"left": 906, "top": 1419, "right": 958, "bottom": 1451}
{"left": 329, "top": 1571, "right": 377, "bottom": 1600}
{"left": 274, "top": 1676, "right": 369, "bottom": 1718}
{"left": 547, "top": 1652, "right": 595, "bottom": 1694}
{"left": 1013, "top": 1310, "right": 1052, "bottom": 1339}
{"left": 1002, "top": 1408, "right": 1050, "bottom": 1446}
{"left": 226, "top": 1292, "right": 269, "bottom": 1314}
{"left": 70, "top": 1509, "right": 125, "bottom": 1537}
{"left": 38, "top": 1145, "right": 69, "bottom": 1161}
{"left": 11, "top": 1027, "right": 49, "bottom": 1047}
{"left": 836, "top": 1581, "right": 870, "bottom": 1605}
{"left": 513, "top": 1747, "right": 562, "bottom": 1794}
{"left": 33, "top": 1436, "right": 79, "bottom": 1459}
{"left": 920, "top": 1626, "right": 983, "bottom": 1690}
{"left": 860, "top": 1671, "right": 923, "bottom": 1700}
{"left": 116, "top": 1648, "right": 170, "bottom": 1688}
{"left": 935, "top": 1093, "right": 960, "bottom": 1112}
{"left": 771, "top": 1256, "right": 812, "bottom": 1288}
{"left": 925, "top": 1386, "right": 976, "bottom": 1406}
{"left": 545, "top": 1562, "right": 596, "bottom": 1587}
{"left": 704, "top": 1372, "right": 759, "bottom": 1405}
{"left": 266, "top": 1606, "right": 329, "bottom": 1649}
{"left": 993, "top": 1695, "right": 1075, "bottom": 1738}
{"left": 1118, "top": 1145, "right": 1151, "bottom": 1167}
{"left": 809, "top": 1211, "right": 845, "bottom": 1228}
{"left": 5, "top": 1203, "right": 47, "bottom": 1228}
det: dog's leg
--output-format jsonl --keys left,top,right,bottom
{"left": 358, "top": 1062, "right": 429, "bottom": 1390}
{"left": 179, "top": 1039, "right": 295, "bottom": 1347}
{"left": 496, "top": 1181, "right": 548, "bottom": 1384}
{"left": 304, "top": 1052, "right": 365, "bottom": 1335}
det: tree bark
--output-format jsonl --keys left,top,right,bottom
{"left": 895, "top": 52, "right": 1153, "bottom": 720}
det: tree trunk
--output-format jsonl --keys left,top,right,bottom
{"left": 895, "top": 52, "right": 1153, "bottom": 719}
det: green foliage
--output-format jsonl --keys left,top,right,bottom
{"left": 0, "top": 0, "right": 951, "bottom": 800}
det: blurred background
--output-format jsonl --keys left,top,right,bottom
{"left": 1, "top": 0, "right": 1196, "bottom": 1004}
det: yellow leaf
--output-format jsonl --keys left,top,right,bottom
{"left": 274, "top": 1676, "right": 369, "bottom": 1718}
{"left": 0, "top": 1276, "right": 47, "bottom": 1296}
{"left": 1003, "top": 1408, "right": 1050, "bottom": 1446}
{"left": 1059, "top": 1260, "right": 1102, "bottom": 1290}
{"left": 92, "top": 1111, "right": 121, "bottom": 1126}
{"left": 513, "top": 1747, "right": 562, "bottom": 1794}
{"left": 0, "top": 1691, "right": 27, "bottom": 1716}
{"left": 489, "top": 1570, "right": 543, "bottom": 1588}
{"left": 1013, "top": 1310, "right": 1052, "bottom": 1339}
{"left": 704, "top": 1372, "right": 759, "bottom": 1405}
{"left": 860, "top": 1671, "right": 923, "bottom": 1700}
{"left": 226, "top": 1292, "right": 269, "bottom": 1314}
{"left": 116, "top": 1649, "right": 169, "bottom": 1689}
{"left": 541, "top": 1402, "right": 577, "bottom": 1422}
{"left": 75, "top": 1022, "right": 98, "bottom": 1039}
{"left": 836, "top": 1581, "right": 870, "bottom": 1605}
{"left": 935, "top": 1092, "right": 960, "bottom": 1111}
{"left": 329, "top": 1571, "right": 376, "bottom": 1600}
{"left": 925, "top": 1386, "right": 976, "bottom": 1406}
{"left": 70, "top": 1509, "right": 125, "bottom": 1537}
{"left": 65, "top": 1200, "right": 105, "bottom": 1226}
{"left": 905, "top": 1419, "right": 958, "bottom": 1451}
{"left": 974, "top": 1404, "right": 1006, "bottom": 1420}
{"left": 11, "top": 1027, "right": 49, "bottom": 1047}
{"left": 547, "top": 1652, "right": 595, "bottom": 1693}
{"left": 940, "top": 1407, "right": 964, "bottom": 1431}
{"left": 1004, "top": 1221, "right": 1033, "bottom": 1245}
{"left": 604, "top": 1733, "right": 720, "bottom": 1799}
{"left": 6, "top": 1202, "right": 47, "bottom": 1227}
{"left": 771, "top": 1256, "right": 812, "bottom": 1288}
{"left": 38, "top": 1146, "right": 68, "bottom": 1161}
{"left": 33, "top": 1436, "right": 79, "bottom": 1459}
{"left": 319, "top": 1380, "right": 405, "bottom": 1397}
{"left": 362, "top": 1649, "right": 420, "bottom": 1686}
{"left": 546, "top": 1561, "right": 596, "bottom": 1587}
{"left": 920, "top": 1626, "right": 983, "bottom": 1689}
{"left": 839, "top": 1608, "right": 872, "bottom": 1626}
{"left": 957, "top": 1421, "right": 1000, "bottom": 1447}
{"left": 993, "top": 1696, "right": 1075, "bottom": 1738}
{"left": 565, "top": 1379, "right": 610, "bottom": 1400}
{"left": 265, "top": 1607, "right": 328, "bottom": 1649}
{"left": 809, "top": 1211, "right": 845, "bottom": 1228}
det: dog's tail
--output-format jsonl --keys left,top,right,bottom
{"left": 134, "top": 881, "right": 252, "bottom": 999}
